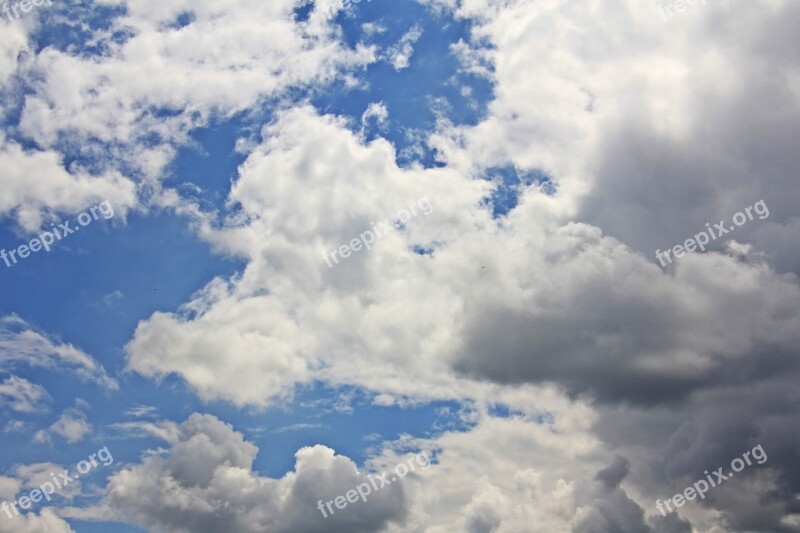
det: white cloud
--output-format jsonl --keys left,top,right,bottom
{"left": 387, "top": 25, "right": 423, "bottom": 70}
{"left": 0, "top": 476, "right": 21, "bottom": 503}
{"left": 0, "top": 134, "right": 137, "bottom": 232}
{"left": 13, "top": 462, "right": 82, "bottom": 502}
{"left": 110, "top": 420, "right": 182, "bottom": 445}
{"left": 123, "top": 405, "right": 159, "bottom": 419}
{"left": 0, "top": 375, "right": 49, "bottom": 413}
{"left": 116, "top": 1, "right": 800, "bottom": 526}
{"left": 0, "top": 508, "right": 75, "bottom": 533}
{"left": 3, "top": 420, "right": 30, "bottom": 434}
{"left": 361, "top": 102, "right": 389, "bottom": 131}
{"left": 0, "top": 0, "right": 377, "bottom": 230}
{"left": 101, "top": 413, "right": 405, "bottom": 533}
{"left": 34, "top": 410, "right": 92, "bottom": 444}
{"left": 0, "top": 315, "right": 117, "bottom": 390}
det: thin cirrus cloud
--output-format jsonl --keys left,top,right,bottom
{"left": 0, "top": 315, "right": 117, "bottom": 390}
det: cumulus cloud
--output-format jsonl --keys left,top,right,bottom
{"left": 103, "top": 413, "right": 405, "bottom": 533}
{"left": 0, "top": 508, "right": 75, "bottom": 533}
{"left": 0, "top": 0, "right": 376, "bottom": 230}
{"left": 116, "top": 0, "right": 800, "bottom": 529}
{"left": 0, "top": 134, "right": 137, "bottom": 232}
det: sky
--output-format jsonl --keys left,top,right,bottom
{"left": 0, "top": 0, "right": 799, "bottom": 532}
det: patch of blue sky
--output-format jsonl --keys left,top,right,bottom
{"left": 482, "top": 166, "right": 556, "bottom": 218}
{"left": 0, "top": 206, "right": 245, "bottom": 481}
{"left": 312, "top": 0, "right": 494, "bottom": 168}
{"left": 166, "top": 114, "right": 255, "bottom": 212}
{"left": 0, "top": 209, "right": 244, "bottom": 357}
{"left": 235, "top": 382, "right": 471, "bottom": 477}
{"left": 33, "top": 0, "right": 131, "bottom": 58}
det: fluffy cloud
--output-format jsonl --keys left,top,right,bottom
{"left": 104, "top": 413, "right": 405, "bottom": 533}
{"left": 119, "top": 1, "right": 800, "bottom": 529}
{"left": 0, "top": 508, "right": 75, "bottom": 533}
{"left": 0, "top": 467, "right": 79, "bottom": 532}
{"left": 0, "top": 0, "right": 375, "bottom": 230}
{"left": 0, "top": 134, "right": 137, "bottom": 232}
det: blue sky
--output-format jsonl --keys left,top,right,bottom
{"left": 1, "top": 1, "right": 799, "bottom": 532}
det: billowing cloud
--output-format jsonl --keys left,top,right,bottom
{"left": 1, "top": 0, "right": 375, "bottom": 230}
{"left": 116, "top": 0, "right": 800, "bottom": 529}
{"left": 104, "top": 413, "right": 406, "bottom": 533}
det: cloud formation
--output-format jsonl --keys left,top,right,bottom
{"left": 105, "top": 414, "right": 406, "bottom": 533}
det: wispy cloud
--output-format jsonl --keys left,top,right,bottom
{"left": 0, "top": 315, "right": 117, "bottom": 390}
{"left": 269, "top": 423, "right": 327, "bottom": 434}
{"left": 34, "top": 409, "right": 93, "bottom": 444}
{"left": 110, "top": 420, "right": 181, "bottom": 445}
{"left": 0, "top": 375, "right": 50, "bottom": 413}
{"left": 387, "top": 25, "right": 423, "bottom": 70}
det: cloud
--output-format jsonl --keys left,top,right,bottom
{"left": 110, "top": 420, "right": 182, "bottom": 445}
{"left": 361, "top": 102, "right": 389, "bottom": 131}
{"left": 0, "top": 375, "right": 50, "bottom": 413}
{"left": 34, "top": 409, "right": 92, "bottom": 444}
{"left": 13, "top": 462, "right": 82, "bottom": 502}
{"left": 17, "top": 0, "right": 375, "bottom": 147}
{"left": 101, "top": 290, "right": 124, "bottom": 306}
{"left": 387, "top": 25, "right": 423, "bottom": 70}
{"left": 0, "top": 476, "right": 21, "bottom": 503}
{"left": 102, "top": 413, "right": 405, "bottom": 533}
{"left": 269, "top": 423, "right": 327, "bottom": 434}
{"left": 0, "top": 0, "right": 377, "bottom": 231}
{"left": 2, "top": 0, "right": 798, "bottom": 530}
{"left": 3, "top": 420, "right": 30, "bottom": 434}
{"left": 123, "top": 405, "right": 159, "bottom": 419}
{"left": 115, "top": 1, "right": 800, "bottom": 528}
{"left": 0, "top": 316, "right": 118, "bottom": 390}
{"left": 0, "top": 134, "right": 137, "bottom": 232}
{"left": 0, "top": 508, "right": 75, "bottom": 533}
